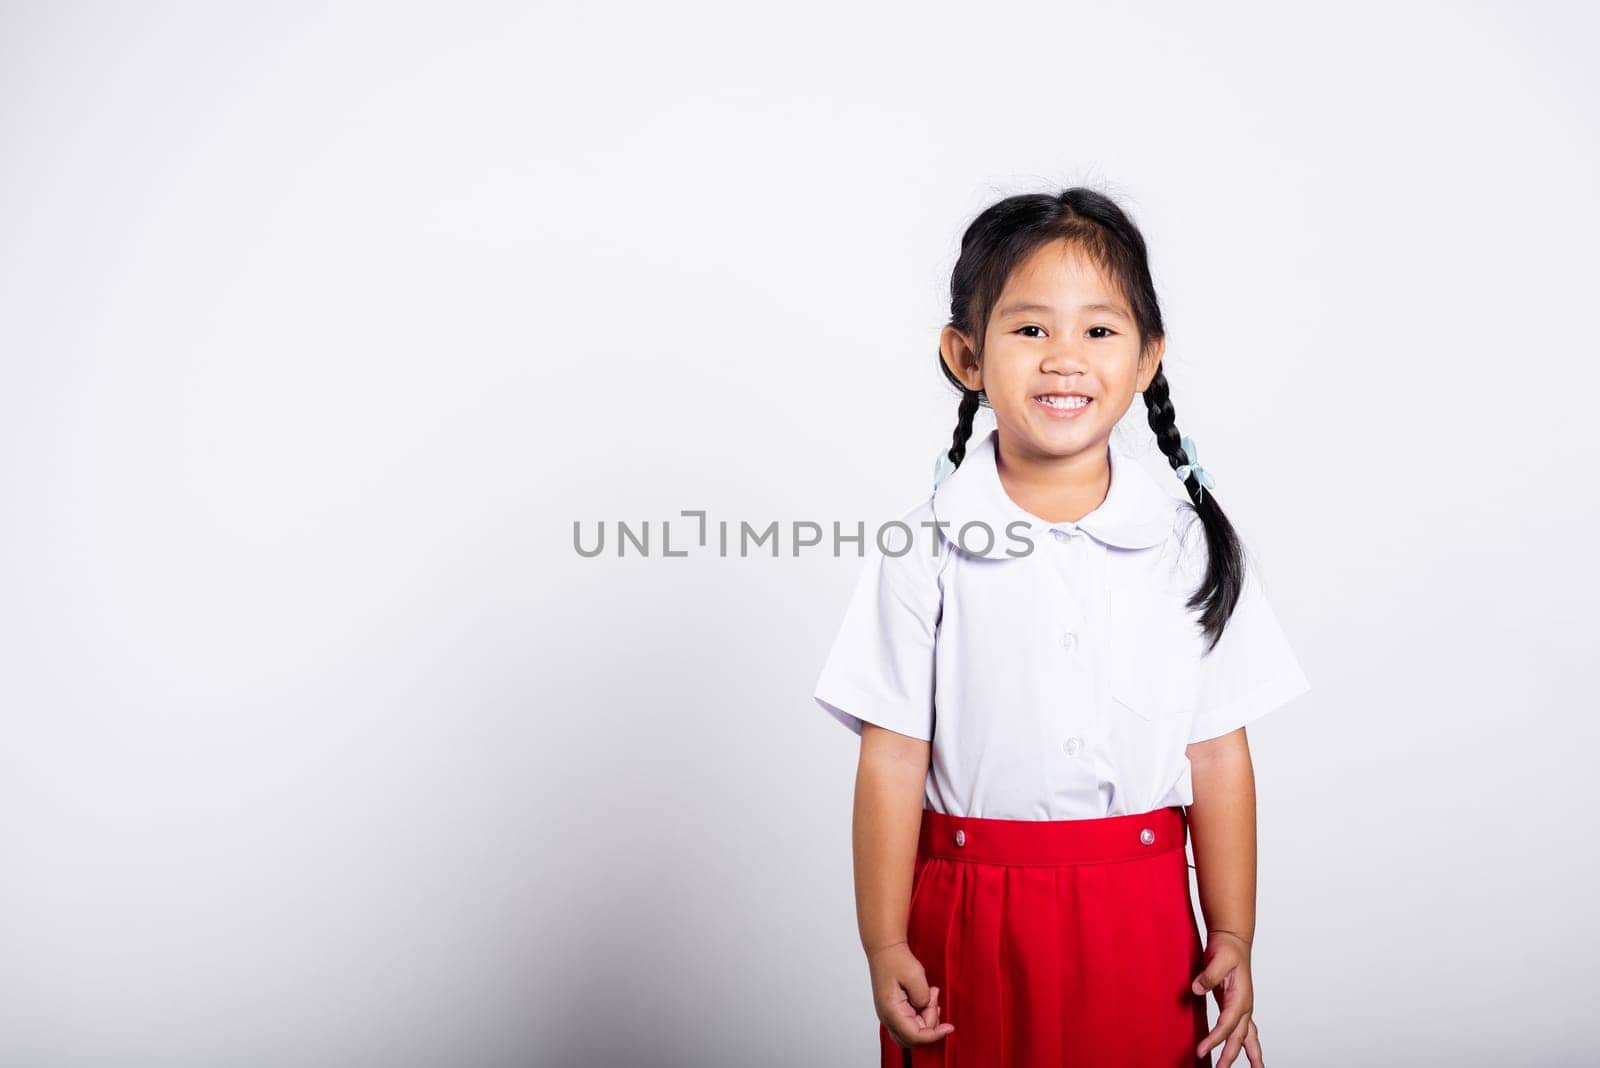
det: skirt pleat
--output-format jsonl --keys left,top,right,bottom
{"left": 880, "top": 806, "right": 1210, "bottom": 1067}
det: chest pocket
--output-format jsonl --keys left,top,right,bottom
{"left": 1107, "top": 589, "right": 1204, "bottom": 723}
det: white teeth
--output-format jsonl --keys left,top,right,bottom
{"left": 1036, "top": 395, "right": 1090, "bottom": 409}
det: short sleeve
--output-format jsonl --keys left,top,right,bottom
{"left": 1187, "top": 553, "right": 1312, "bottom": 744}
{"left": 812, "top": 528, "right": 943, "bottom": 742}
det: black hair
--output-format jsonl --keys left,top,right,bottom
{"left": 938, "top": 187, "right": 1243, "bottom": 652}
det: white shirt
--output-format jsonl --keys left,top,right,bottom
{"left": 812, "top": 427, "right": 1312, "bottom": 820}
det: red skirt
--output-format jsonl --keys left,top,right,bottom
{"left": 882, "top": 806, "right": 1210, "bottom": 1067}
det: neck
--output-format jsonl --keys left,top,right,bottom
{"left": 993, "top": 434, "right": 1112, "bottom": 525}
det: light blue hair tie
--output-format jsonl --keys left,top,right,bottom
{"left": 1174, "top": 435, "right": 1217, "bottom": 502}
{"left": 933, "top": 447, "right": 957, "bottom": 492}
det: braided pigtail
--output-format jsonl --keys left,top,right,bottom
{"left": 1142, "top": 365, "right": 1245, "bottom": 652}
{"left": 947, "top": 386, "right": 982, "bottom": 468}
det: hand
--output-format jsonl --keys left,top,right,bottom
{"left": 867, "top": 940, "right": 955, "bottom": 1050}
{"left": 1191, "top": 930, "right": 1264, "bottom": 1067}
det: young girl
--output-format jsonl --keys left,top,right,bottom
{"left": 813, "top": 188, "right": 1311, "bottom": 1067}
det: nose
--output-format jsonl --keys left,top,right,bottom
{"left": 1041, "top": 344, "right": 1088, "bottom": 373}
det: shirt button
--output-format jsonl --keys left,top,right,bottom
{"left": 1060, "top": 631, "right": 1077, "bottom": 651}
{"left": 1051, "top": 529, "right": 1069, "bottom": 542}
{"left": 954, "top": 829, "right": 966, "bottom": 847}
{"left": 1139, "top": 828, "right": 1155, "bottom": 846}
{"left": 1063, "top": 736, "right": 1082, "bottom": 757}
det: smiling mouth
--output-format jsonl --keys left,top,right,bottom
{"left": 1034, "top": 394, "right": 1092, "bottom": 410}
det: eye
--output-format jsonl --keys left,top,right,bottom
{"left": 1015, "top": 325, "right": 1046, "bottom": 337}
{"left": 1087, "top": 326, "right": 1116, "bottom": 339}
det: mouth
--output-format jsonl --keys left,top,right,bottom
{"left": 1033, "top": 392, "right": 1093, "bottom": 418}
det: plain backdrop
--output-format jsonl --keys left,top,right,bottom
{"left": 2, "top": 2, "right": 1597, "bottom": 1065}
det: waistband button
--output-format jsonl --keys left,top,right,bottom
{"left": 1139, "top": 828, "right": 1155, "bottom": 845}
{"left": 954, "top": 829, "right": 966, "bottom": 847}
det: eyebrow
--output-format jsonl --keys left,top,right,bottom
{"left": 994, "top": 300, "right": 1132, "bottom": 321}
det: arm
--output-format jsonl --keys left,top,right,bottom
{"left": 1184, "top": 726, "right": 1264, "bottom": 1064}
{"left": 854, "top": 723, "right": 954, "bottom": 1048}
{"left": 853, "top": 723, "right": 929, "bottom": 958}
{"left": 1186, "top": 726, "right": 1257, "bottom": 947}
{"left": 1177, "top": 538, "right": 1309, "bottom": 1066}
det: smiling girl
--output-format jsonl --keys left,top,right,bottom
{"left": 814, "top": 187, "right": 1312, "bottom": 1067}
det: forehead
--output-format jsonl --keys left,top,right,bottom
{"left": 996, "top": 241, "right": 1129, "bottom": 315}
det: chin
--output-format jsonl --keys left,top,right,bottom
{"left": 1001, "top": 415, "right": 1107, "bottom": 457}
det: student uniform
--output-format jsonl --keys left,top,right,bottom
{"left": 813, "top": 427, "right": 1311, "bottom": 1067}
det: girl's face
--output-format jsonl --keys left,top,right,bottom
{"left": 941, "top": 240, "right": 1163, "bottom": 466}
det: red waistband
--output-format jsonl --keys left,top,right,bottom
{"left": 917, "top": 806, "right": 1188, "bottom": 867}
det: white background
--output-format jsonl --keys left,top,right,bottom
{"left": 2, "top": 2, "right": 1596, "bottom": 1065}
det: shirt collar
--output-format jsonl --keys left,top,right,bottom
{"left": 931, "top": 427, "right": 1178, "bottom": 557}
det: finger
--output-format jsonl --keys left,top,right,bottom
{"left": 888, "top": 992, "right": 920, "bottom": 1027}
{"left": 1219, "top": 1015, "right": 1251, "bottom": 1067}
{"left": 906, "top": 985, "right": 937, "bottom": 1031}
{"left": 1199, "top": 1004, "right": 1243, "bottom": 1059}
{"left": 887, "top": 987, "right": 955, "bottom": 1048}
{"left": 1196, "top": 974, "right": 1233, "bottom": 1057}
{"left": 891, "top": 1018, "right": 956, "bottom": 1047}
{"left": 904, "top": 970, "right": 932, "bottom": 1011}
{"left": 1192, "top": 957, "right": 1235, "bottom": 997}
{"left": 886, "top": 989, "right": 926, "bottom": 1036}
{"left": 1244, "top": 1018, "right": 1265, "bottom": 1068}
{"left": 918, "top": 988, "right": 952, "bottom": 1038}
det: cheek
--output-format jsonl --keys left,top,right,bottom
{"left": 984, "top": 361, "right": 1026, "bottom": 392}
{"left": 976, "top": 348, "right": 1028, "bottom": 392}
{"left": 1098, "top": 352, "right": 1144, "bottom": 396}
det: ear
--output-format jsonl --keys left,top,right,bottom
{"left": 940, "top": 325, "right": 983, "bottom": 392}
{"left": 1135, "top": 336, "right": 1166, "bottom": 392}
